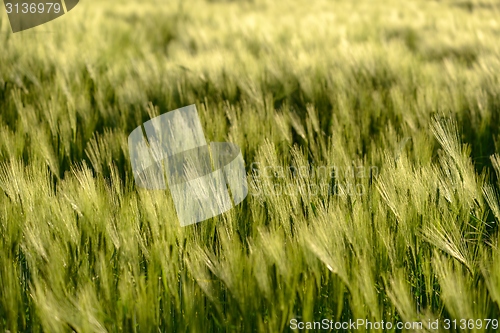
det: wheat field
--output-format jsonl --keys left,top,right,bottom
{"left": 1, "top": 0, "right": 500, "bottom": 332}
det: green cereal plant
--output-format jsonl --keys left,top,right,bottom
{"left": 1, "top": 0, "right": 500, "bottom": 331}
